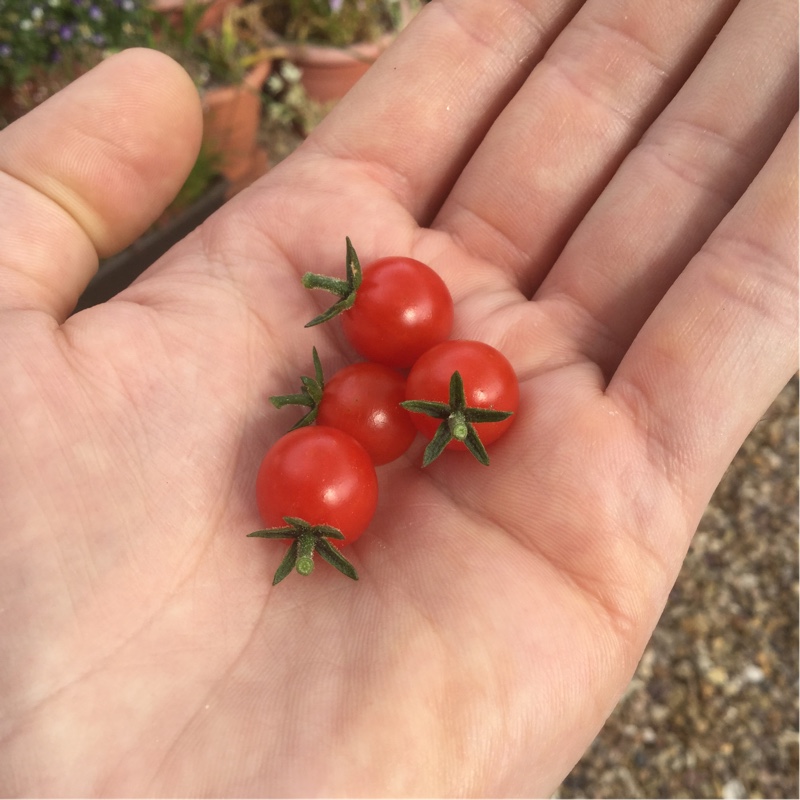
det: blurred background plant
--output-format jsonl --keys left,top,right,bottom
{"left": 0, "top": 0, "right": 276, "bottom": 120}
{"left": 254, "top": 0, "right": 416, "bottom": 47}
{"left": 261, "top": 56, "right": 328, "bottom": 158}
{"left": 154, "top": 2, "right": 276, "bottom": 89}
{"left": 0, "top": 0, "right": 155, "bottom": 96}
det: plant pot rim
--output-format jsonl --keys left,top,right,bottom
{"left": 279, "top": 32, "right": 394, "bottom": 65}
{"left": 200, "top": 58, "right": 270, "bottom": 99}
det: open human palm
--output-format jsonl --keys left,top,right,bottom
{"left": 1, "top": 1, "right": 796, "bottom": 795}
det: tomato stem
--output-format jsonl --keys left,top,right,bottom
{"left": 296, "top": 534, "right": 317, "bottom": 576}
{"left": 448, "top": 413, "right": 469, "bottom": 442}
{"left": 301, "top": 274, "right": 349, "bottom": 295}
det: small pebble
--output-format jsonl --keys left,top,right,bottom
{"left": 722, "top": 778, "right": 747, "bottom": 799}
{"left": 707, "top": 666, "right": 729, "bottom": 686}
{"left": 742, "top": 664, "right": 765, "bottom": 684}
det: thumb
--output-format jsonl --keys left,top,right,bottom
{"left": 0, "top": 48, "right": 203, "bottom": 321}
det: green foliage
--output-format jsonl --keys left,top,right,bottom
{"left": 154, "top": 2, "right": 259, "bottom": 87}
{"left": 258, "top": 0, "right": 409, "bottom": 47}
{"left": 0, "top": 0, "right": 155, "bottom": 88}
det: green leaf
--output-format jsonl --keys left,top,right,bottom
{"left": 316, "top": 540, "right": 359, "bottom": 581}
{"left": 463, "top": 424, "right": 491, "bottom": 466}
{"left": 315, "top": 524, "right": 345, "bottom": 541}
{"left": 282, "top": 516, "right": 310, "bottom": 529}
{"left": 304, "top": 294, "right": 357, "bottom": 328}
{"left": 448, "top": 370, "right": 466, "bottom": 411}
{"left": 288, "top": 406, "right": 319, "bottom": 430}
{"left": 312, "top": 346, "right": 324, "bottom": 386}
{"left": 399, "top": 399, "right": 451, "bottom": 419}
{"left": 464, "top": 407, "right": 514, "bottom": 423}
{"left": 272, "top": 540, "right": 300, "bottom": 585}
{"left": 247, "top": 527, "right": 296, "bottom": 539}
{"left": 421, "top": 421, "right": 454, "bottom": 467}
{"left": 300, "top": 375, "right": 323, "bottom": 404}
{"left": 344, "top": 236, "right": 363, "bottom": 292}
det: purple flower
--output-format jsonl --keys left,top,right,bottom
{"left": 0, "top": 44, "right": 11, "bottom": 58}
{"left": 88, "top": 4, "right": 102, "bottom": 20}
{"left": 329, "top": 0, "right": 344, "bottom": 12}
{"left": 59, "top": 24, "right": 73, "bottom": 40}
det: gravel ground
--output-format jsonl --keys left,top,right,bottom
{"left": 557, "top": 376, "right": 799, "bottom": 799}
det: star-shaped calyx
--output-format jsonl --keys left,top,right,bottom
{"left": 301, "top": 237, "right": 363, "bottom": 327}
{"left": 247, "top": 517, "right": 358, "bottom": 584}
{"left": 268, "top": 347, "right": 325, "bottom": 430}
{"left": 401, "top": 371, "right": 514, "bottom": 467}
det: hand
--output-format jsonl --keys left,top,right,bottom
{"left": 1, "top": 1, "right": 796, "bottom": 795}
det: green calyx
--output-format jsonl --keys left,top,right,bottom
{"left": 269, "top": 347, "right": 325, "bottom": 430}
{"left": 400, "top": 371, "right": 514, "bottom": 467}
{"left": 301, "top": 237, "right": 363, "bottom": 327}
{"left": 247, "top": 516, "right": 358, "bottom": 584}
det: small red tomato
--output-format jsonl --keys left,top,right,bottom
{"left": 317, "top": 362, "right": 417, "bottom": 465}
{"left": 255, "top": 426, "right": 378, "bottom": 547}
{"left": 341, "top": 257, "right": 454, "bottom": 368}
{"left": 405, "top": 340, "right": 519, "bottom": 451}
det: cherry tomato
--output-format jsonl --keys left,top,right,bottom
{"left": 341, "top": 257, "right": 454, "bottom": 368}
{"left": 405, "top": 340, "right": 519, "bottom": 451}
{"left": 317, "top": 362, "right": 417, "bottom": 465}
{"left": 255, "top": 426, "right": 378, "bottom": 547}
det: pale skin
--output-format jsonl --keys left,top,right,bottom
{"left": 0, "top": 0, "right": 796, "bottom": 795}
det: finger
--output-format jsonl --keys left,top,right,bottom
{"left": 609, "top": 116, "right": 798, "bottom": 520}
{"left": 0, "top": 48, "right": 203, "bottom": 321}
{"left": 537, "top": 0, "right": 798, "bottom": 376}
{"left": 431, "top": 0, "right": 739, "bottom": 294}
{"left": 297, "top": 0, "right": 585, "bottom": 224}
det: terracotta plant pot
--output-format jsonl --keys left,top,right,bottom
{"left": 286, "top": 36, "right": 391, "bottom": 103}
{"left": 201, "top": 59, "right": 271, "bottom": 195}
